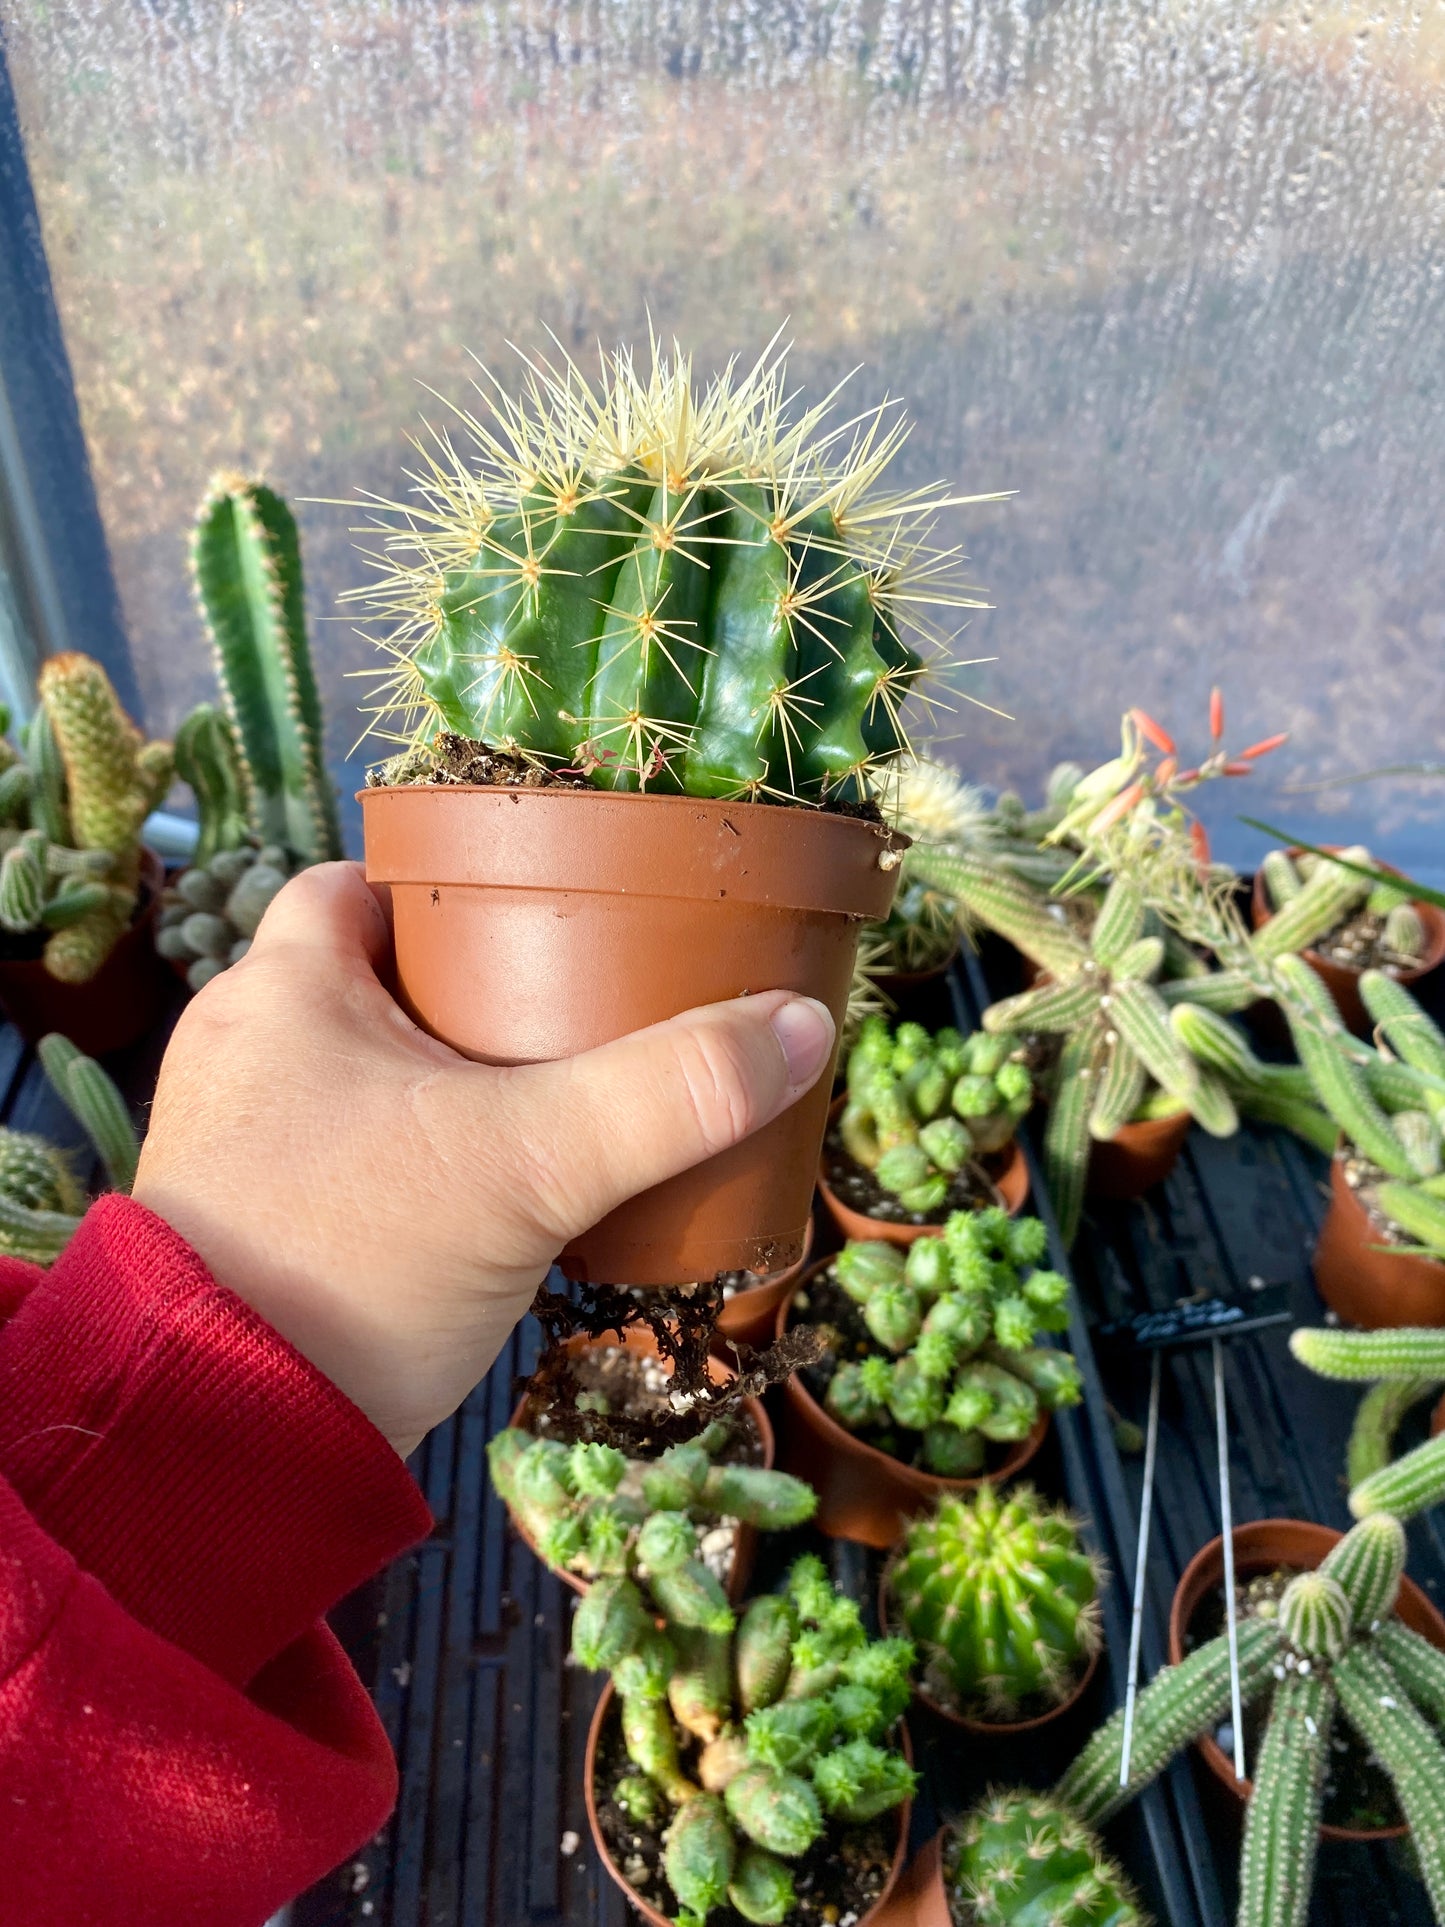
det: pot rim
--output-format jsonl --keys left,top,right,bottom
{"left": 504, "top": 1324, "right": 774, "bottom": 1602}
{"left": 775, "top": 1258, "right": 1050, "bottom": 1499}
{"left": 582, "top": 1676, "right": 914, "bottom": 1927}
{"left": 1168, "top": 1516, "right": 1445, "bottom": 1842}
{"left": 878, "top": 1558, "right": 1102, "bottom": 1734}
{"left": 1327, "top": 1145, "right": 1445, "bottom": 1270}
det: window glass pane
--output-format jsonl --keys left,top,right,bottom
{"left": 4, "top": 2, "right": 1443, "bottom": 867}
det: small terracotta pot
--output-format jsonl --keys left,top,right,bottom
{"left": 867, "top": 1827, "right": 951, "bottom": 1927}
{"left": 506, "top": 1324, "right": 774, "bottom": 1602}
{"left": 773, "top": 1263, "right": 1049, "bottom": 1548}
{"left": 0, "top": 850, "right": 170, "bottom": 1056}
{"left": 584, "top": 1681, "right": 913, "bottom": 1927}
{"left": 879, "top": 1563, "right": 1101, "bottom": 1735}
{"left": 361, "top": 784, "right": 904, "bottom": 1286}
{"left": 1086, "top": 1107, "right": 1191, "bottom": 1201}
{"left": 818, "top": 1096, "right": 1030, "bottom": 1248}
{"left": 709, "top": 1217, "right": 816, "bottom": 1354}
{"left": 1251, "top": 847, "right": 1445, "bottom": 1037}
{"left": 1169, "top": 1517, "right": 1445, "bottom": 1841}
{"left": 1313, "top": 1151, "right": 1445, "bottom": 1329}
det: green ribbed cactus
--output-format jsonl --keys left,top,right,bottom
{"left": 37, "top": 1032, "right": 140, "bottom": 1193}
{"left": 585, "top": 1553, "right": 915, "bottom": 1922}
{"left": 173, "top": 704, "right": 250, "bottom": 869}
{"left": 904, "top": 856, "right": 1242, "bottom": 1245}
{"left": 0, "top": 1129, "right": 85, "bottom": 1261}
{"left": 887, "top": 1484, "right": 1101, "bottom": 1719}
{"left": 353, "top": 342, "right": 982, "bottom": 804}
{"left": 838, "top": 1015, "right": 1033, "bottom": 1216}
{"left": 1290, "top": 1326, "right": 1445, "bottom": 1495}
{"left": 191, "top": 476, "right": 341, "bottom": 865}
{"left": 0, "top": 656, "right": 173, "bottom": 985}
{"left": 946, "top": 1793, "right": 1143, "bottom": 1927}
{"left": 1253, "top": 846, "right": 1372, "bottom": 960}
{"left": 820, "top": 1211, "right": 1081, "bottom": 1476}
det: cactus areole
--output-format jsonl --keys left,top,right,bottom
{"left": 353, "top": 342, "right": 988, "bottom": 1285}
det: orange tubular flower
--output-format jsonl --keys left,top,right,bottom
{"left": 1209, "top": 687, "right": 1224, "bottom": 741}
{"left": 1191, "top": 821, "right": 1212, "bottom": 866}
{"left": 1129, "top": 708, "right": 1176, "bottom": 755}
{"left": 1237, "top": 732, "right": 1289, "bottom": 761}
{"left": 1153, "top": 756, "right": 1178, "bottom": 787}
{"left": 1089, "top": 781, "right": 1145, "bottom": 834}
{"left": 1222, "top": 761, "right": 1254, "bottom": 777}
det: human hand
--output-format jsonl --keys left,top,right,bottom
{"left": 133, "top": 862, "right": 835, "bottom": 1458}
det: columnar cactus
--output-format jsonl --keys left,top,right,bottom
{"left": 1291, "top": 1325, "right": 1445, "bottom": 1493}
{"left": 191, "top": 476, "right": 341, "bottom": 866}
{"left": 819, "top": 1211, "right": 1081, "bottom": 1476}
{"left": 888, "top": 1484, "right": 1102, "bottom": 1719}
{"left": 946, "top": 1793, "right": 1143, "bottom": 1927}
{"left": 0, "top": 660, "right": 173, "bottom": 984}
{"left": 839, "top": 1015, "right": 1033, "bottom": 1214}
{"left": 352, "top": 341, "right": 983, "bottom": 804}
{"left": 37, "top": 1031, "right": 140, "bottom": 1193}
{"left": 579, "top": 1552, "right": 916, "bottom": 1923}
{"left": 173, "top": 703, "right": 250, "bottom": 869}
{"left": 1257, "top": 846, "right": 1428, "bottom": 965}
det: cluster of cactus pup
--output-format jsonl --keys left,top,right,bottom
{"left": 577, "top": 1551, "right": 916, "bottom": 1925}
{"left": 817, "top": 1210, "right": 1081, "bottom": 1476}
{"left": 839, "top": 1014, "right": 1033, "bottom": 1215}
{"left": 486, "top": 1423, "right": 816, "bottom": 1590}
{"left": 1259, "top": 845, "right": 1427, "bottom": 967}
{"left": 887, "top": 1483, "right": 1102, "bottom": 1722}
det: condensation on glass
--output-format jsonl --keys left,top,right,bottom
{"left": 4, "top": 1, "right": 1443, "bottom": 866}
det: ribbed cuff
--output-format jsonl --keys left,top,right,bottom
{"left": 0, "top": 1196, "right": 431, "bottom": 1687}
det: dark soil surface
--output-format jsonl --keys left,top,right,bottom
{"left": 1188, "top": 1565, "right": 1400, "bottom": 1831}
{"left": 593, "top": 1703, "right": 899, "bottom": 1927}
{"left": 788, "top": 1271, "right": 1030, "bottom": 1478}
{"left": 822, "top": 1127, "right": 1011, "bottom": 1227}
{"left": 1311, "top": 906, "right": 1425, "bottom": 974}
{"left": 524, "top": 1344, "right": 764, "bottom": 1466}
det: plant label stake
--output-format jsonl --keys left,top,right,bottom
{"left": 1097, "top": 1282, "right": 1293, "bottom": 1788}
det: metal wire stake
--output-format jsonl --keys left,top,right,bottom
{"left": 1119, "top": 1349, "right": 1162, "bottom": 1788}
{"left": 1215, "top": 1337, "right": 1246, "bottom": 1783}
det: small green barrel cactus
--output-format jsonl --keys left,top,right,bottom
{"left": 947, "top": 1793, "right": 1143, "bottom": 1926}
{"left": 888, "top": 1484, "right": 1102, "bottom": 1719}
{"left": 354, "top": 340, "right": 978, "bottom": 803}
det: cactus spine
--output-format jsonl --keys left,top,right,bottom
{"left": 1331, "top": 1644, "right": 1445, "bottom": 1919}
{"left": 947, "top": 1792, "right": 1143, "bottom": 1927}
{"left": 1235, "top": 1670, "right": 1334, "bottom": 1927}
{"left": 888, "top": 1485, "right": 1101, "bottom": 1718}
{"left": 191, "top": 476, "right": 341, "bottom": 865}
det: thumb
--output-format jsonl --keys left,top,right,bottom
{"left": 503, "top": 990, "right": 836, "bottom": 1242}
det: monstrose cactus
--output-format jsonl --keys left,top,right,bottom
{"left": 576, "top": 1551, "right": 916, "bottom": 1924}
{"left": 817, "top": 1211, "right": 1081, "bottom": 1476}
{"left": 353, "top": 340, "right": 988, "bottom": 803}
{"left": 888, "top": 1484, "right": 1102, "bottom": 1720}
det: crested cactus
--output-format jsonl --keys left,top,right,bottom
{"left": 818, "top": 1212, "right": 1080, "bottom": 1475}
{"left": 887, "top": 1484, "right": 1102, "bottom": 1719}
{"left": 352, "top": 340, "right": 987, "bottom": 804}
{"left": 191, "top": 476, "right": 341, "bottom": 865}
{"left": 586, "top": 1552, "right": 915, "bottom": 1921}
{"left": 946, "top": 1792, "right": 1143, "bottom": 1927}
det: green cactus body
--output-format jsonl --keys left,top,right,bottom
{"left": 1346, "top": 1378, "right": 1440, "bottom": 1489}
{"left": 811, "top": 1738, "right": 916, "bottom": 1822}
{"left": 1057, "top": 1618, "right": 1283, "bottom": 1826}
{"left": 727, "top": 1845, "right": 796, "bottom": 1926}
{"left": 1261, "top": 849, "right": 1303, "bottom": 910}
{"left": 1105, "top": 978, "right": 1198, "bottom": 1108}
{"left": 0, "top": 1126, "right": 85, "bottom": 1261}
{"left": 1362, "top": 971, "right": 1445, "bottom": 1085}
{"left": 572, "top": 1576, "right": 653, "bottom": 1672}
{"left": 743, "top": 1697, "right": 837, "bottom": 1772}
{"left": 1332, "top": 1645, "right": 1445, "bottom": 1920}
{"left": 1089, "top": 1039, "right": 1148, "bottom": 1141}
{"left": 669, "top": 1628, "right": 734, "bottom": 1743}
{"left": 1291, "top": 1325, "right": 1445, "bottom": 1383}
{"left": 621, "top": 1695, "right": 700, "bottom": 1806}
{"left": 614, "top": 1774, "right": 664, "bottom": 1826}
{"left": 1279, "top": 1572, "right": 1352, "bottom": 1661}
{"left": 0, "top": 1189, "right": 83, "bottom": 1263}
{"left": 834, "top": 1239, "right": 906, "bottom": 1302}
{"left": 948, "top": 1793, "right": 1143, "bottom": 1927}
{"left": 1090, "top": 877, "right": 1146, "bottom": 966}
{"left": 23, "top": 706, "right": 69, "bottom": 845}
{"left": 906, "top": 848, "right": 1090, "bottom": 981}
{"left": 1384, "top": 902, "right": 1426, "bottom": 960}
{"left": 174, "top": 703, "right": 250, "bottom": 866}
{"left": 1252, "top": 848, "right": 1372, "bottom": 961}
{"left": 613, "top": 1628, "right": 677, "bottom": 1707}
{"left": 723, "top": 1766, "right": 824, "bottom": 1859}
{"left": 192, "top": 477, "right": 341, "bottom": 864}
{"left": 1376, "top": 1181, "right": 1445, "bottom": 1257}
{"left": 889, "top": 1485, "right": 1100, "bottom": 1718}
{"left": 1349, "top": 1429, "right": 1445, "bottom": 1521}
{"left": 1236, "top": 1669, "right": 1333, "bottom": 1927}
{"left": 36, "top": 1032, "right": 140, "bottom": 1193}
{"left": 1045, "top": 1030, "right": 1095, "bottom": 1250}
{"left": 1374, "top": 1620, "right": 1445, "bottom": 1728}
{"left": 1276, "top": 956, "right": 1418, "bottom": 1178}
{"left": 700, "top": 1464, "right": 817, "bottom": 1531}
{"left": 663, "top": 1790, "right": 735, "bottom": 1918}
{"left": 1235, "top": 1084, "right": 1342, "bottom": 1156}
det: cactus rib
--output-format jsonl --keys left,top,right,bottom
{"left": 1236, "top": 1670, "right": 1333, "bottom": 1927}
{"left": 1332, "top": 1645, "right": 1445, "bottom": 1921}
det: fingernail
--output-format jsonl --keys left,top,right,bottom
{"left": 770, "top": 996, "right": 836, "bottom": 1089}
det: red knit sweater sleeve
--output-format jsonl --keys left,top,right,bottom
{"left": 0, "top": 1196, "right": 434, "bottom": 1926}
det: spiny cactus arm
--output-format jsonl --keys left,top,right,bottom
{"left": 1055, "top": 1617, "right": 1283, "bottom": 1826}
{"left": 0, "top": 832, "right": 46, "bottom": 933}
{"left": 1349, "top": 1428, "right": 1445, "bottom": 1522}
{"left": 1105, "top": 978, "right": 1199, "bottom": 1108}
{"left": 621, "top": 1695, "right": 701, "bottom": 1807}
{"left": 23, "top": 705, "right": 70, "bottom": 846}
{"left": 1291, "top": 1326, "right": 1445, "bottom": 1384}
{"left": 1251, "top": 848, "right": 1372, "bottom": 961}
{"left": 903, "top": 847, "right": 1089, "bottom": 979}
{"left": 723, "top": 1765, "right": 824, "bottom": 1859}
{"left": 174, "top": 704, "right": 251, "bottom": 866}
{"left": 1044, "top": 1029, "right": 1095, "bottom": 1248}
{"left": 669, "top": 1628, "right": 734, "bottom": 1744}
{"left": 1375, "top": 1181, "right": 1445, "bottom": 1259}
{"left": 1157, "top": 967, "right": 1259, "bottom": 1013}
{"left": 699, "top": 1464, "right": 817, "bottom": 1531}
{"left": 1090, "top": 877, "right": 1146, "bottom": 967}
{"left": 37, "top": 1032, "right": 140, "bottom": 1193}
{"left": 1362, "top": 971, "right": 1445, "bottom": 1085}
{"left": 1374, "top": 1619, "right": 1445, "bottom": 1729}
{"left": 982, "top": 976, "right": 1100, "bottom": 1037}
{"left": 734, "top": 1596, "right": 797, "bottom": 1716}
{"left": 1276, "top": 957, "right": 1418, "bottom": 1178}
{"left": 650, "top": 1561, "right": 736, "bottom": 1636}
{"left": 1278, "top": 1572, "right": 1352, "bottom": 1661}
{"left": 1186, "top": 1067, "right": 1239, "bottom": 1139}
{"left": 949, "top": 1792, "right": 1144, "bottom": 1927}
{"left": 37, "top": 654, "right": 149, "bottom": 857}
{"left": 0, "top": 1190, "right": 83, "bottom": 1262}
{"left": 192, "top": 477, "right": 342, "bottom": 862}
{"left": 1233, "top": 1084, "right": 1341, "bottom": 1156}
{"left": 41, "top": 879, "right": 110, "bottom": 931}
{"left": 727, "top": 1846, "right": 796, "bottom": 1926}
{"left": 1321, "top": 1517, "right": 1405, "bottom": 1634}
{"left": 1260, "top": 848, "right": 1303, "bottom": 909}
{"left": 1347, "top": 1379, "right": 1442, "bottom": 1490}
{"left": 811, "top": 1738, "right": 916, "bottom": 1822}
{"left": 1332, "top": 1644, "right": 1445, "bottom": 1922}
{"left": 1235, "top": 1670, "right": 1333, "bottom": 1927}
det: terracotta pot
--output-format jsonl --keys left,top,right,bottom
{"left": 818, "top": 1096, "right": 1030, "bottom": 1248}
{"left": 584, "top": 1680, "right": 913, "bottom": 1927}
{"left": 1251, "top": 847, "right": 1445, "bottom": 1037}
{"left": 710, "top": 1216, "right": 815, "bottom": 1355}
{"left": 506, "top": 1323, "right": 773, "bottom": 1602}
{"left": 879, "top": 1563, "right": 1101, "bottom": 1735}
{"left": 1313, "top": 1151, "right": 1445, "bottom": 1329}
{"left": 1169, "top": 1517, "right": 1445, "bottom": 1842}
{"left": 0, "top": 849, "right": 170, "bottom": 1056}
{"left": 867, "top": 1827, "right": 951, "bottom": 1927}
{"left": 1086, "top": 1107, "right": 1191, "bottom": 1201}
{"left": 361, "top": 784, "right": 903, "bottom": 1286}
{"left": 1432, "top": 1390, "right": 1445, "bottom": 1440}
{"left": 773, "top": 1263, "right": 1049, "bottom": 1548}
